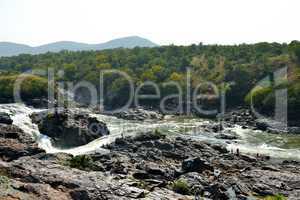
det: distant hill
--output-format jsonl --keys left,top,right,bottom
{"left": 0, "top": 36, "right": 158, "bottom": 57}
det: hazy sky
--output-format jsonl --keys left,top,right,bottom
{"left": 0, "top": 0, "right": 299, "bottom": 46}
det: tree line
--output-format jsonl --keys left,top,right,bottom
{"left": 0, "top": 41, "right": 299, "bottom": 122}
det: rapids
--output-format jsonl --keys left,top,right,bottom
{"left": 1, "top": 103, "right": 300, "bottom": 160}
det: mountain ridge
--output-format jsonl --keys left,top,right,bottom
{"left": 0, "top": 36, "right": 158, "bottom": 57}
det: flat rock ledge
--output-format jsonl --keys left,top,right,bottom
{"left": 0, "top": 130, "right": 300, "bottom": 199}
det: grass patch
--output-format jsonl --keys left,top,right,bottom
{"left": 153, "top": 129, "right": 166, "bottom": 139}
{"left": 259, "top": 194, "right": 287, "bottom": 200}
{"left": 0, "top": 176, "right": 11, "bottom": 189}
{"left": 172, "top": 179, "right": 190, "bottom": 195}
{"left": 0, "top": 168, "right": 9, "bottom": 177}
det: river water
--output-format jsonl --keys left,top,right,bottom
{"left": 1, "top": 103, "right": 300, "bottom": 160}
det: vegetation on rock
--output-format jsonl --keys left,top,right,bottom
{"left": 67, "top": 155, "right": 95, "bottom": 171}
{"left": 171, "top": 179, "right": 190, "bottom": 195}
{"left": 261, "top": 194, "right": 287, "bottom": 200}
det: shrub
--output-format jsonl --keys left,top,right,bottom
{"left": 67, "top": 155, "right": 94, "bottom": 170}
{"left": 262, "top": 194, "right": 287, "bottom": 200}
{"left": 245, "top": 81, "right": 300, "bottom": 124}
{"left": 245, "top": 86, "right": 273, "bottom": 106}
{"left": 289, "top": 40, "right": 300, "bottom": 63}
{"left": 0, "top": 176, "right": 11, "bottom": 189}
{"left": 172, "top": 179, "right": 190, "bottom": 195}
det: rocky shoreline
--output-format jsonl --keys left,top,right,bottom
{"left": 102, "top": 107, "right": 300, "bottom": 134}
{"left": 0, "top": 107, "right": 300, "bottom": 199}
{"left": 0, "top": 122, "right": 300, "bottom": 199}
{"left": 223, "top": 108, "right": 300, "bottom": 134}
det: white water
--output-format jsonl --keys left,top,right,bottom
{"left": 226, "top": 125, "right": 300, "bottom": 160}
{"left": 1, "top": 103, "right": 300, "bottom": 160}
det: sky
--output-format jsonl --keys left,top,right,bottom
{"left": 0, "top": 0, "right": 299, "bottom": 46}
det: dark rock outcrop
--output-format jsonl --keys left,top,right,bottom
{"left": 215, "top": 132, "right": 238, "bottom": 140}
{"left": 223, "top": 108, "right": 256, "bottom": 129}
{"left": 31, "top": 109, "right": 109, "bottom": 148}
{"left": 25, "top": 98, "right": 50, "bottom": 108}
{"left": 0, "top": 112, "right": 13, "bottom": 125}
{"left": 182, "top": 157, "right": 213, "bottom": 173}
{"left": 224, "top": 108, "right": 300, "bottom": 134}
{"left": 106, "top": 108, "right": 163, "bottom": 121}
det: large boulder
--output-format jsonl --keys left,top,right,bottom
{"left": 255, "top": 118, "right": 288, "bottom": 132}
{"left": 25, "top": 98, "right": 50, "bottom": 108}
{"left": 31, "top": 109, "right": 109, "bottom": 148}
{"left": 182, "top": 157, "right": 213, "bottom": 173}
{"left": 0, "top": 112, "right": 13, "bottom": 125}
{"left": 0, "top": 124, "right": 44, "bottom": 161}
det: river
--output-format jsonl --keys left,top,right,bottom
{"left": 1, "top": 103, "right": 300, "bottom": 160}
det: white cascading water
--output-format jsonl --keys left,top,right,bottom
{"left": 226, "top": 125, "right": 300, "bottom": 160}
{"left": 1, "top": 103, "right": 300, "bottom": 159}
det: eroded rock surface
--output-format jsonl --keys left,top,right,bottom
{"left": 0, "top": 130, "right": 299, "bottom": 199}
{"left": 31, "top": 109, "right": 109, "bottom": 148}
{"left": 0, "top": 124, "right": 44, "bottom": 161}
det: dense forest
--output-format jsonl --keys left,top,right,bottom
{"left": 0, "top": 41, "right": 300, "bottom": 122}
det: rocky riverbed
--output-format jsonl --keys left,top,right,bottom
{"left": 0, "top": 105, "right": 300, "bottom": 199}
{"left": 0, "top": 121, "right": 300, "bottom": 199}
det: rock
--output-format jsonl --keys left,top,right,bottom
{"left": 240, "top": 154, "right": 257, "bottom": 163}
{"left": 147, "top": 187, "right": 195, "bottom": 200}
{"left": 0, "top": 178, "right": 71, "bottom": 200}
{"left": 231, "top": 181, "right": 251, "bottom": 196}
{"left": 162, "top": 151, "right": 187, "bottom": 160}
{"left": 179, "top": 172, "right": 209, "bottom": 193}
{"left": 1, "top": 116, "right": 300, "bottom": 200}
{"left": 132, "top": 171, "right": 150, "bottom": 179}
{"left": 255, "top": 118, "right": 289, "bottom": 134}
{"left": 203, "top": 122, "right": 223, "bottom": 133}
{"left": 154, "top": 141, "right": 174, "bottom": 150}
{"left": 134, "top": 131, "right": 165, "bottom": 141}
{"left": 107, "top": 108, "right": 163, "bottom": 121}
{"left": 182, "top": 157, "right": 213, "bottom": 173}
{"left": 0, "top": 112, "right": 13, "bottom": 124}
{"left": 206, "top": 183, "right": 230, "bottom": 199}
{"left": 253, "top": 183, "right": 273, "bottom": 196}
{"left": 288, "top": 127, "right": 300, "bottom": 134}
{"left": 223, "top": 109, "right": 256, "bottom": 129}
{"left": 261, "top": 166, "right": 280, "bottom": 172}
{"left": 255, "top": 119, "right": 269, "bottom": 131}
{"left": 32, "top": 109, "right": 109, "bottom": 148}
{"left": 282, "top": 160, "right": 300, "bottom": 165}
{"left": 215, "top": 132, "right": 238, "bottom": 140}
{"left": 0, "top": 155, "right": 149, "bottom": 200}
{"left": 145, "top": 163, "right": 165, "bottom": 176}
{"left": 0, "top": 124, "right": 44, "bottom": 161}
{"left": 26, "top": 98, "right": 50, "bottom": 108}
{"left": 211, "top": 144, "right": 228, "bottom": 154}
